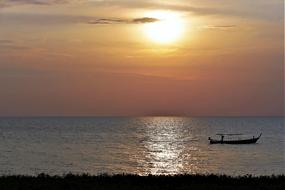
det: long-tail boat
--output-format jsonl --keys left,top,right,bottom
{"left": 208, "top": 133, "right": 262, "bottom": 144}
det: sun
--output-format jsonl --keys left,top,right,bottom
{"left": 143, "top": 11, "right": 185, "bottom": 44}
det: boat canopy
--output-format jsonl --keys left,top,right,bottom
{"left": 216, "top": 133, "right": 243, "bottom": 136}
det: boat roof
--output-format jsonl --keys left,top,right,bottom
{"left": 216, "top": 133, "right": 243, "bottom": 136}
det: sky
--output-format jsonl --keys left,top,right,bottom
{"left": 0, "top": 0, "right": 284, "bottom": 116}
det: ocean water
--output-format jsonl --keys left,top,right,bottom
{"left": 0, "top": 117, "right": 284, "bottom": 176}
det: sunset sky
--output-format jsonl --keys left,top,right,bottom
{"left": 0, "top": 0, "right": 284, "bottom": 116}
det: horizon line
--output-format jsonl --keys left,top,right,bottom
{"left": 0, "top": 115, "right": 284, "bottom": 118}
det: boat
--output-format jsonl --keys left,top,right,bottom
{"left": 208, "top": 133, "right": 262, "bottom": 144}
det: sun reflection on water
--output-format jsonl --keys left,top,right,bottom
{"left": 139, "top": 117, "right": 199, "bottom": 175}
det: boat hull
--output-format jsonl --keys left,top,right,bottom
{"left": 209, "top": 138, "right": 259, "bottom": 144}
{"left": 209, "top": 133, "right": 262, "bottom": 144}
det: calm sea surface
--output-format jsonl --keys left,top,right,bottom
{"left": 0, "top": 117, "right": 284, "bottom": 176}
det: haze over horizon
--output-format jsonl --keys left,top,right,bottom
{"left": 0, "top": 0, "right": 284, "bottom": 116}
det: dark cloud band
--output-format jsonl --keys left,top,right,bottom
{"left": 87, "top": 17, "right": 159, "bottom": 25}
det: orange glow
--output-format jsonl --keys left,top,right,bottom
{"left": 143, "top": 11, "right": 185, "bottom": 44}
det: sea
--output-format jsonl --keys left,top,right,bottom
{"left": 0, "top": 117, "right": 284, "bottom": 176}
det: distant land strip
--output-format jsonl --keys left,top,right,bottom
{"left": 0, "top": 174, "right": 284, "bottom": 190}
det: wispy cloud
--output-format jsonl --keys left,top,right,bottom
{"left": 2, "top": 0, "right": 80, "bottom": 5}
{"left": 0, "top": 0, "right": 82, "bottom": 7}
{"left": 0, "top": 12, "right": 159, "bottom": 26}
{"left": 1, "top": 0, "right": 282, "bottom": 22}
{"left": 87, "top": 0, "right": 233, "bottom": 16}
{"left": 132, "top": 17, "right": 159, "bottom": 23}
{"left": 208, "top": 25, "right": 237, "bottom": 28}
{"left": 0, "top": 39, "right": 13, "bottom": 44}
{"left": 0, "top": 44, "right": 30, "bottom": 50}
{"left": 87, "top": 17, "right": 159, "bottom": 25}
{"left": 204, "top": 25, "right": 237, "bottom": 30}
{"left": 6, "top": 0, "right": 62, "bottom": 5}
{"left": 0, "top": 39, "right": 30, "bottom": 50}
{"left": 0, "top": 0, "right": 230, "bottom": 16}
{"left": 87, "top": 0, "right": 284, "bottom": 21}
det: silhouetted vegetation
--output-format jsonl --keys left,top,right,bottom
{"left": 0, "top": 174, "right": 284, "bottom": 190}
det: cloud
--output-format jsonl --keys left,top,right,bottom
{"left": 1, "top": 0, "right": 282, "bottom": 22}
{"left": 209, "top": 25, "right": 237, "bottom": 28}
{"left": 0, "top": 0, "right": 82, "bottom": 7}
{"left": 0, "top": 39, "right": 30, "bottom": 50}
{"left": 0, "top": 39, "right": 13, "bottom": 44}
{"left": 7, "top": 0, "right": 62, "bottom": 5}
{"left": 0, "top": 11, "right": 159, "bottom": 26}
{"left": 3, "top": 0, "right": 79, "bottom": 4}
{"left": 0, "top": 0, "right": 229, "bottom": 16}
{"left": 87, "top": 17, "right": 159, "bottom": 25}
{"left": 87, "top": 18, "right": 125, "bottom": 25}
{"left": 0, "top": 44, "right": 29, "bottom": 50}
{"left": 87, "top": 0, "right": 233, "bottom": 16}
{"left": 204, "top": 25, "right": 237, "bottom": 30}
{"left": 132, "top": 17, "right": 159, "bottom": 23}
{"left": 87, "top": 0, "right": 283, "bottom": 21}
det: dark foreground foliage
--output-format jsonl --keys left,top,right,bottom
{"left": 0, "top": 174, "right": 284, "bottom": 190}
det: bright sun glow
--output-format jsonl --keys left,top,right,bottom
{"left": 143, "top": 11, "right": 185, "bottom": 44}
